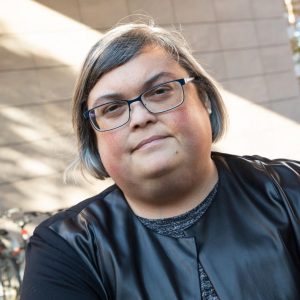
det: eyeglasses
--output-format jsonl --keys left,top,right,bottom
{"left": 84, "top": 77, "right": 196, "bottom": 132}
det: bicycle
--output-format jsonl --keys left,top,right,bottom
{"left": 0, "top": 208, "right": 63, "bottom": 300}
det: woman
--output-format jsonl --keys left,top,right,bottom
{"left": 21, "top": 22, "right": 300, "bottom": 300}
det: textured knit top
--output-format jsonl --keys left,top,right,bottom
{"left": 138, "top": 183, "right": 219, "bottom": 300}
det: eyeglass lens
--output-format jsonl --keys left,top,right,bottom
{"left": 90, "top": 80, "right": 184, "bottom": 131}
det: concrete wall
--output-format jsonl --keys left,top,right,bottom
{"left": 1, "top": 0, "right": 300, "bottom": 211}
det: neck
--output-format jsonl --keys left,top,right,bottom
{"left": 123, "top": 159, "right": 218, "bottom": 219}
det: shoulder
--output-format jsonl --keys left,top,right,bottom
{"left": 30, "top": 184, "right": 134, "bottom": 277}
{"left": 21, "top": 188, "right": 117, "bottom": 300}
{"left": 213, "top": 152, "right": 300, "bottom": 218}
{"left": 212, "top": 151, "right": 300, "bottom": 179}
{"left": 36, "top": 184, "right": 131, "bottom": 242}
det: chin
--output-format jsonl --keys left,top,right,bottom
{"left": 139, "top": 158, "right": 181, "bottom": 179}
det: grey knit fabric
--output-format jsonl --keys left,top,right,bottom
{"left": 137, "top": 184, "right": 219, "bottom": 300}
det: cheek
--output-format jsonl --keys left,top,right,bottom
{"left": 170, "top": 105, "right": 199, "bottom": 135}
{"left": 97, "top": 133, "right": 126, "bottom": 176}
{"left": 172, "top": 103, "right": 212, "bottom": 147}
{"left": 167, "top": 106, "right": 191, "bottom": 132}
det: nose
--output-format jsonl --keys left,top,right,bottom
{"left": 128, "top": 100, "right": 157, "bottom": 129}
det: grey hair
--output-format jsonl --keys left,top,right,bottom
{"left": 71, "top": 21, "right": 227, "bottom": 180}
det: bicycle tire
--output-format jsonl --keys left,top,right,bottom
{"left": 0, "top": 257, "right": 21, "bottom": 300}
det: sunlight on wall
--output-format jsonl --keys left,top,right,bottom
{"left": 0, "top": 0, "right": 102, "bottom": 67}
{"left": 0, "top": 1, "right": 110, "bottom": 209}
{"left": 1, "top": 0, "right": 300, "bottom": 210}
{"left": 0, "top": 104, "right": 70, "bottom": 143}
{"left": 215, "top": 89, "right": 300, "bottom": 160}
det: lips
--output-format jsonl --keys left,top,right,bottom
{"left": 132, "top": 135, "right": 169, "bottom": 152}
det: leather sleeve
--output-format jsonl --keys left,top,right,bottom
{"left": 261, "top": 158, "right": 300, "bottom": 221}
{"left": 260, "top": 158, "right": 300, "bottom": 259}
{"left": 20, "top": 226, "right": 107, "bottom": 300}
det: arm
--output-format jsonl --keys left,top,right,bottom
{"left": 265, "top": 159, "right": 300, "bottom": 219}
{"left": 20, "top": 226, "right": 107, "bottom": 300}
{"left": 262, "top": 158, "right": 300, "bottom": 251}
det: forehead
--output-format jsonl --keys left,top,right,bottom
{"left": 87, "top": 46, "right": 188, "bottom": 106}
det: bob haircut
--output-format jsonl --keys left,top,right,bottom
{"left": 71, "top": 21, "right": 227, "bottom": 180}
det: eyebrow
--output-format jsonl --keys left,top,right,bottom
{"left": 90, "top": 71, "right": 177, "bottom": 107}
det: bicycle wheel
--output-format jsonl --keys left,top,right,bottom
{"left": 0, "top": 257, "right": 21, "bottom": 300}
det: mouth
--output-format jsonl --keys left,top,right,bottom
{"left": 132, "top": 135, "right": 169, "bottom": 152}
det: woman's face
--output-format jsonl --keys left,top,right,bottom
{"left": 87, "top": 46, "right": 213, "bottom": 194}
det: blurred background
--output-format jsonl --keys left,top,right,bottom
{"left": 1, "top": 0, "right": 300, "bottom": 212}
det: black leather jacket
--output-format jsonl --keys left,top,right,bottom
{"left": 21, "top": 153, "right": 300, "bottom": 300}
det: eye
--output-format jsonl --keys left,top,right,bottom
{"left": 98, "top": 102, "right": 127, "bottom": 117}
{"left": 153, "top": 86, "right": 171, "bottom": 95}
{"left": 104, "top": 104, "right": 121, "bottom": 113}
{"left": 147, "top": 83, "right": 173, "bottom": 98}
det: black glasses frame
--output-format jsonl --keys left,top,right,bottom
{"left": 83, "top": 77, "right": 196, "bottom": 132}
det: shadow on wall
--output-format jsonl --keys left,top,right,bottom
{"left": 1, "top": 0, "right": 300, "bottom": 211}
{"left": 0, "top": 17, "right": 110, "bottom": 211}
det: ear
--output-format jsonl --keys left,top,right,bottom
{"left": 204, "top": 94, "right": 212, "bottom": 115}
